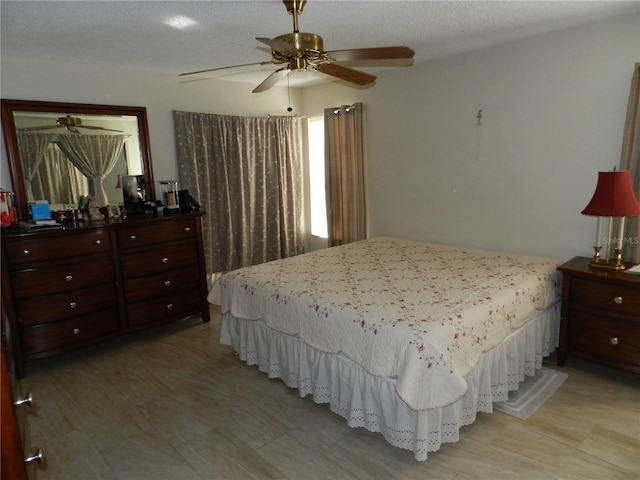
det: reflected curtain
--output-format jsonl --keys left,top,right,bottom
{"left": 56, "top": 134, "right": 127, "bottom": 206}
{"left": 29, "top": 144, "right": 88, "bottom": 205}
{"left": 17, "top": 132, "right": 53, "bottom": 200}
{"left": 619, "top": 63, "right": 640, "bottom": 263}
{"left": 174, "top": 110, "right": 305, "bottom": 278}
{"left": 324, "top": 103, "right": 367, "bottom": 246}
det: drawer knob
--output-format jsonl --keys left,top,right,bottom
{"left": 130, "top": 235, "right": 137, "bottom": 240}
{"left": 25, "top": 448, "right": 44, "bottom": 465}
{"left": 15, "top": 392, "right": 33, "bottom": 408}
{"left": 161, "top": 257, "right": 169, "bottom": 264}
{"left": 65, "top": 275, "right": 73, "bottom": 282}
{"left": 164, "top": 280, "right": 171, "bottom": 287}
{"left": 166, "top": 303, "right": 174, "bottom": 310}
{"left": 23, "top": 249, "right": 30, "bottom": 256}
{"left": 183, "top": 227, "right": 191, "bottom": 232}
{"left": 93, "top": 239, "right": 102, "bottom": 245}
{"left": 610, "top": 337, "right": 619, "bottom": 345}
{"left": 69, "top": 302, "right": 77, "bottom": 309}
{"left": 73, "top": 328, "right": 80, "bottom": 335}
{"left": 613, "top": 296, "right": 623, "bottom": 305}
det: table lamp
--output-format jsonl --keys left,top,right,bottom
{"left": 581, "top": 170, "right": 640, "bottom": 269}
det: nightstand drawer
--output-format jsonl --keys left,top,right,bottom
{"left": 569, "top": 311, "right": 640, "bottom": 366}
{"left": 571, "top": 277, "right": 640, "bottom": 316}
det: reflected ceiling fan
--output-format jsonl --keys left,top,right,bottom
{"left": 179, "top": 0, "right": 415, "bottom": 93}
{"left": 18, "top": 114, "right": 123, "bottom": 134}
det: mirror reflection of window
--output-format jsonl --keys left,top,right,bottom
{"left": 122, "top": 175, "right": 146, "bottom": 205}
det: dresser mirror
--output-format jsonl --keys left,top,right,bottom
{"left": 1, "top": 99, "right": 156, "bottom": 221}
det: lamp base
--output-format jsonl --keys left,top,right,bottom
{"left": 589, "top": 247, "right": 627, "bottom": 270}
{"left": 588, "top": 259, "right": 627, "bottom": 270}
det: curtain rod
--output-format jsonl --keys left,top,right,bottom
{"left": 332, "top": 104, "right": 356, "bottom": 115}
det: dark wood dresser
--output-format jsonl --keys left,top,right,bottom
{"left": 557, "top": 256, "right": 640, "bottom": 373}
{"left": 1, "top": 212, "right": 210, "bottom": 377}
{"left": 2, "top": 307, "right": 43, "bottom": 479}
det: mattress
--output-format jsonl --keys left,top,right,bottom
{"left": 209, "top": 237, "right": 562, "bottom": 411}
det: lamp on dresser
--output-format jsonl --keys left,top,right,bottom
{"left": 581, "top": 169, "right": 640, "bottom": 270}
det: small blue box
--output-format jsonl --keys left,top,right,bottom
{"left": 31, "top": 203, "right": 51, "bottom": 220}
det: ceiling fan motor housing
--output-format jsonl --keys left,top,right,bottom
{"left": 272, "top": 32, "right": 324, "bottom": 63}
{"left": 58, "top": 115, "right": 82, "bottom": 127}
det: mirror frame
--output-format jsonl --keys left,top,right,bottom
{"left": 1, "top": 98, "right": 156, "bottom": 221}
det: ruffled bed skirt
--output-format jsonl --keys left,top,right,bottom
{"left": 220, "top": 300, "right": 560, "bottom": 461}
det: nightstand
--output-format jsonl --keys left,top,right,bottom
{"left": 557, "top": 257, "right": 640, "bottom": 373}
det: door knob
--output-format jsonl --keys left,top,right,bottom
{"left": 25, "top": 448, "right": 44, "bottom": 465}
{"left": 14, "top": 392, "right": 33, "bottom": 407}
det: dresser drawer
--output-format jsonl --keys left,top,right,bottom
{"left": 21, "top": 309, "right": 120, "bottom": 356}
{"left": 571, "top": 277, "right": 640, "bottom": 316}
{"left": 120, "top": 239, "right": 198, "bottom": 277}
{"left": 5, "top": 229, "right": 111, "bottom": 265}
{"left": 16, "top": 283, "right": 117, "bottom": 327}
{"left": 118, "top": 218, "right": 197, "bottom": 251}
{"left": 124, "top": 265, "right": 200, "bottom": 303}
{"left": 11, "top": 256, "right": 115, "bottom": 299}
{"left": 569, "top": 311, "right": 640, "bottom": 366}
{"left": 127, "top": 289, "right": 201, "bottom": 327}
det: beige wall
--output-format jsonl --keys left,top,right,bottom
{"left": 301, "top": 14, "right": 640, "bottom": 261}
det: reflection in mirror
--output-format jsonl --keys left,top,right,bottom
{"left": 1, "top": 99, "right": 155, "bottom": 221}
{"left": 15, "top": 112, "right": 141, "bottom": 210}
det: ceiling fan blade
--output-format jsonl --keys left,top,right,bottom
{"left": 256, "top": 37, "right": 299, "bottom": 57}
{"left": 326, "top": 46, "right": 415, "bottom": 63}
{"left": 79, "top": 125, "right": 124, "bottom": 133}
{"left": 315, "top": 63, "right": 376, "bottom": 86}
{"left": 179, "top": 61, "right": 277, "bottom": 77}
{"left": 18, "top": 124, "right": 62, "bottom": 132}
{"left": 252, "top": 67, "right": 290, "bottom": 93}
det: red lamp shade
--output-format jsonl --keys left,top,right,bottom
{"left": 581, "top": 171, "right": 640, "bottom": 217}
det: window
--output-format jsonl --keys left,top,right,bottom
{"left": 307, "top": 115, "right": 327, "bottom": 238}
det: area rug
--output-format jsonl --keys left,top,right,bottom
{"left": 494, "top": 367, "right": 568, "bottom": 420}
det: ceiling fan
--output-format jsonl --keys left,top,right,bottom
{"left": 18, "top": 115, "right": 123, "bottom": 134}
{"left": 179, "top": 0, "right": 415, "bottom": 93}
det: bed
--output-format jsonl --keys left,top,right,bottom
{"left": 208, "top": 237, "right": 562, "bottom": 461}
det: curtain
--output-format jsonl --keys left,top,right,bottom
{"left": 324, "top": 103, "right": 367, "bottom": 246}
{"left": 30, "top": 143, "right": 88, "bottom": 205}
{"left": 174, "top": 110, "right": 305, "bottom": 278}
{"left": 17, "top": 132, "right": 53, "bottom": 200}
{"left": 56, "top": 134, "right": 128, "bottom": 206}
{"left": 619, "top": 63, "right": 640, "bottom": 263}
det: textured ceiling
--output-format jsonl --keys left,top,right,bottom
{"left": 1, "top": 1, "right": 637, "bottom": 89}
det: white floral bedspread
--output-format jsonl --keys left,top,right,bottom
{"left": 209, "top": 237, "right": 561, "bottom": 410}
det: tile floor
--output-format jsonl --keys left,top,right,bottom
{"left": 17, "top": 306, "right": 640, "bottom": 480}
